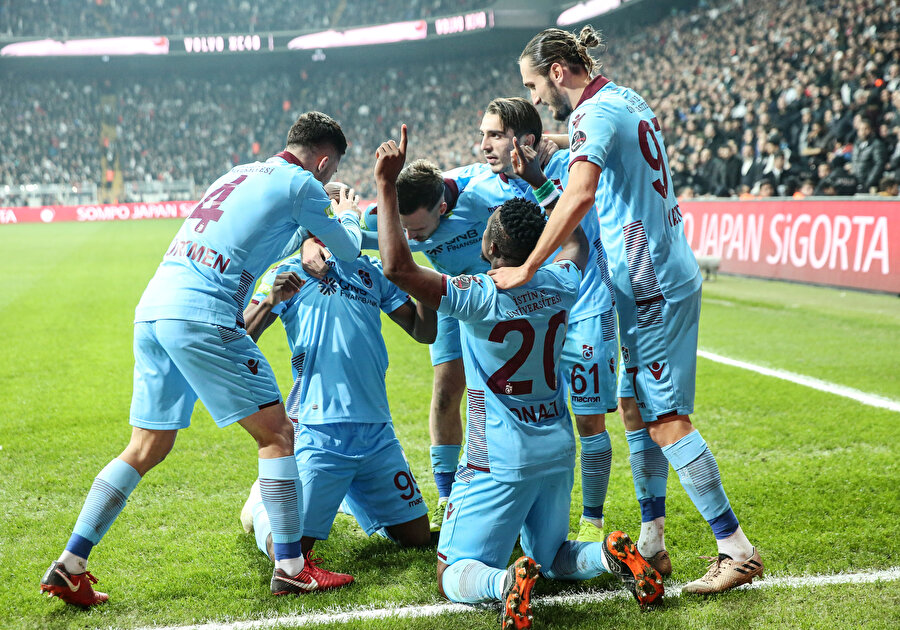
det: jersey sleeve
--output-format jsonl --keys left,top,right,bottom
{"left": 437, "top": 273, "right": 496, "bottom": 323}
{"left": 541, "top": 261, "right": 583, "bottom": 299}
{"left": 569, "top": 103, "right": 617, "bottom": 172}
{"left": 292, "top": 176, "right": 362, "bottom": 261}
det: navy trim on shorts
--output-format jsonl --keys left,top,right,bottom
{"left": 258, "top": 399, "right": 280, "bottom": 411}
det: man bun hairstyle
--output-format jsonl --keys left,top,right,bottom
{"left": 396, "top": 159, "right": 445, "bottom": 216}
{"left": 490, "top": 197, "right": 547, "bottom": 263}
{"left": 520, "top": 25, "right": 605, "bottom": 77}
{"left": 286, "top": 111, "right": 348, "bottom": 156}
{"left": 486, "top": 97, "right": 543, "bottom": 140}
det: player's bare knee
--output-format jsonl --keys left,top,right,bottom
{"left": 121, "top": 428, "right": 177, "bottom": 475}
{"left": 575, "top": 413, "right": 606, "bottom": 436}
{"left": 647, "top": 415, "right": 694, "bottom": 447}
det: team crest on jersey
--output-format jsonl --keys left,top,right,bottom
{"left": 621, "top": 345, "right": 630, "bottom": 364}
{"left": 451, "top": 275, "right": 478, "bottom": 290}
{"left": 571, "top": 130, "right": 587, "bottom": 152}
{"left": 318, "top": 277, "right": 338, "bottom": 296}
{"left": 582, "top": 345, "right": 593, "bottom": 360}
{"left": 505, "top": 383, "right": 514, "bottom": 395}
{"left": 649, "top": 361, "right": 666, "bottom": 381}
{"left": 608, "top": 358, "right": 616, "bottom": 374}
{"left": 358, "top": 269, "right": 373, "bottom": 288}
{"left": 572, "top": 112, "right": 585, "bottom": 128}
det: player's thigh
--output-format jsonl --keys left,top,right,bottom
{"left": 294, "top": 422, "right": 362, "bottom": 540}
{"left": 429, "top": 312, "right": 462, "bottom": 367}
{"left": 617, "top": 290, "right": 700, "bottom": 421}
{"left": 437, "top": 467, "right": 539, "bottom": 569}
{"left": 520, "top": 469, "right": 575, "bottom": 569}
{"left": 560, "top": 312, "right": 619, "bottom": 416}
{"left": 155, "top": 320, "right": 282, "bottom": 428}
{"left": 130, "top": 321, "right": 198, "bottom": 430}
{"left": 343, "top": 424, "right": 427, "bottom": 535}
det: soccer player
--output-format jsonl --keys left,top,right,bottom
{"left": 40, "top": 112, "right": 363, "bottom": 607}
{"left": 238, "top": 241, "right": 435, "bottom": 574}
{"left": 490, "top": 26, "right": 764, "bottom": 593}
{"left": 374, "top": 125, "right": 663, "bottom": 627}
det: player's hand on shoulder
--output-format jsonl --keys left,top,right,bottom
{"left": 333, "top": 185, "right": 362, "bottom": 219}
{"left": 269, "top": 270, "right": 305, "bottom": 304}
{"left": 511, "top": 137, "right": 548, "bottom": 189}
{"left": 374, "top": 124, "right": 408, "bottom": 184}
{"left": 487, "top": 264, "right": 533, "bottom": 290}
{"left": 301, "top": 237, "right": 330, "bottom": 279}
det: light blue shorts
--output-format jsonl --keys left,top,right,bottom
{"left": 294, "top": 421, "right": 428, "bottom": 539}
{"left": 560, "top": 310, "right": 619, "bottom": 415}
{"left": 615, "top": 287, "right": 700, "bottom": 422}
{"left": 436, "top": 462, "right": 573, "bottom": 569}
{"left": 429, "top": 311, "right": 462, "bottom": 366}
{"left": 130, "top": 319, "right": 282, "bottom": 430}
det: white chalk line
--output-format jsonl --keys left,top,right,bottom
{"left": 697, "top": 350, "right": 900, "bottom": 413}
{"left": 138, "top": 567, "right": 900, "bottom": 630}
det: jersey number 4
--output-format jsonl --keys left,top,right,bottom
{"left": 189, "top": 175, "right": 247, "bottom": 233}
{"left": 638, "top": 117, "right": 669, "bottom": 199}
{"left": 487, "top": 311, "right": 567, "bottom": 395}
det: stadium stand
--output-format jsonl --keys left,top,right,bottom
{"left": 1, "top": 0, "right": 495, "bottom": 37}
{"left": 1, "top": 0, "right": 897, "bottom": 206}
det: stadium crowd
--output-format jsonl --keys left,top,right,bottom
{"left": 2, "top": 0, "right": 898, "bottom": 205}
{"left": 1, "top": 0, "right": 494, "bottom": 37}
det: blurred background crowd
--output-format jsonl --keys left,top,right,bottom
{"left": 1, "top": 0, "right": 898, "bottom": 205}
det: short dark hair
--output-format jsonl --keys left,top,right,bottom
{"left": 489, "top": 197, "right": 546, "bottom": 263}
{"left": 520, "top": 25, "right": 604, "bottom": 78}
{"left": 485, "top": 97, "right": 543, "bottom": 139}
{"left": 396, "top": 159, "right": 444, "bottom": 215}
{"left": 286, "top": 111, "right": 347, "bottom": 155}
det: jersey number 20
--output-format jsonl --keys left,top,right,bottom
{"left": 487, "top": 311, "right": 567, "bottom": 395}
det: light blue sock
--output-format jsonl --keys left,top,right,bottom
{"left": 258, "top": 456, "right": 303, "bottom": 561}
{"left": 580, "top": 431, "right": 611, "bottom": 520}
{"left": 67, "top": 458, "right": 142, "bottom": 558}
{"left": 544, "top": 541, "right": 608, "bottom": 581}
{"left": 626, "top": 428, "right": 668, "bottom": 522}
{"left": 441, "top": 559, "right": 506, "bottom": 603}
{"left": 661, "top": 431, "right": 738, "bottom": 538}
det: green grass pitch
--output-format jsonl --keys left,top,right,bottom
{"left": 1, "top": 220, "right": 898, "bottom": 629}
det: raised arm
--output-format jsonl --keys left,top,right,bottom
{"left": 488, "top": 159, "right": 600, "bottom": 288}
{"left": 374, "top": 125, "right": 444, "bottom": 310}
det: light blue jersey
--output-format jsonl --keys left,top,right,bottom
{"left": 135, "top": 152, "right": 361, "bottom": 328}
{"left": 254, "top": 253, "right": 409, "bottom": 424}
{"left": 438, "top": 261, "right": 581, "bottom": 483}
{"left": 569, "top": 77, "right": 701, "bottom": 313}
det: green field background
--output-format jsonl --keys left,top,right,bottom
{"left": 1, "top": 220, "right": 898, "bottom": 629}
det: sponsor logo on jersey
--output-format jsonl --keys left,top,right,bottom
{"left": 358, "top": 269, "right": 373, "bottom": 288}
{"left": 621, "top": 345, "right": 630, "bottom": 364}
{"left": 318, "top": 277, "right": 338, "bottom": 295}
{"left": 649, "top": 362, "right": 665, "bottom": 380}
{"left": 582, "top": 344, "right": 594, "bottom": 360}
{"left": 572, "top": 112, "right": 585, "bottom": 128}
{"left": 571, "top": 130, "right": 587, "bottom": 152}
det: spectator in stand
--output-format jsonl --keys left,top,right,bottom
{"left": 877, "top": 175, "right": 899, "bottom": 197}
{"left": 851, "top": 119, "right": 886, "bottom": 193}
{"left": 739, "top": 144, "right": 765, "bottom": 191}
{"left": 762, "top": 152, "right": 796, "bottom": 196}
{"left": 814, "top": 157, "right": 859, "bottom": 196}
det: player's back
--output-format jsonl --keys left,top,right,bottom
{"left": 135, "top": 155, "right": 336, "bottom": 328}
{"left": 439, "top": 261, "right": 582, "bottom": 483}
{"left": 570, "top": 80, "right": 700, "bottom": 301}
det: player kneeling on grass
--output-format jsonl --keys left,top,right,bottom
{"left": 239, "top": 231, "right": 436, "bottom": 589}
{"left": 373, "top": 125, "right": 663, "bottom": 629}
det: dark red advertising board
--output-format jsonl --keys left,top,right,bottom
{"left": 680, "top": 199, "right": 899, "bottom": 293}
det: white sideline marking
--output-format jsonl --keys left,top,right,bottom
{"left": 138, "top": 568, "right": 900, "bottom": 630}
{"left": 698, "top": 350, "right": 900, "bottom": 413}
